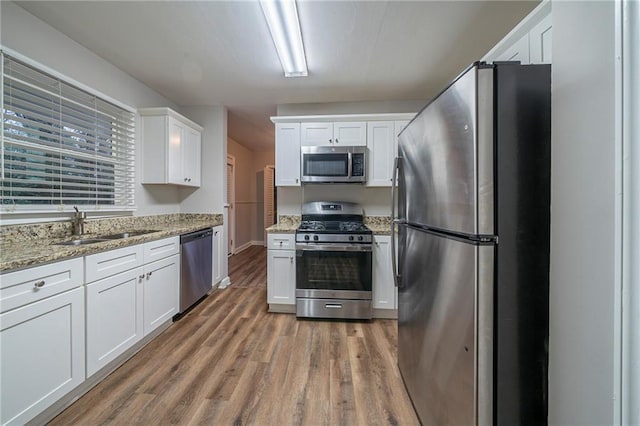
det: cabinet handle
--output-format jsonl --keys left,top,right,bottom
{"left": 184, "top": 177, "right": 188, "bottom": 182}
{"left": 33, "top": 280, "right": 45, "bottom": 289}
{"left": 139, "top": 274, "right": 145, "bottom": 282}
{"left": 290, "top": 256, "right": 293, "bottom": 263}
{"left": 296, "top": 178, "right": 299, "bottom": 183}
{"left": 329, "top": 138, "right": 332, "bottom": 144}
{"left": 335, "top": 138, "right": 339, "bottom": 144}
{"left": 279, "top": 241, "right": 283, "bottom": 246}
{"left": 146, "top": 271, "right": 153, "bottom": 279}
{"left": 188, "top": 178, "right": 192, "bottom": 182}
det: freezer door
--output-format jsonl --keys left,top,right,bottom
{"left": 398, "top": 65, "right": 494, "bottom": 235}
{"left": 397, "top": 226, "right": 494, "bottom": 425}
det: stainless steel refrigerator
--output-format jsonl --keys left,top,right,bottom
{"left": 392, "top": 62, "right": 551, "bottom": 425}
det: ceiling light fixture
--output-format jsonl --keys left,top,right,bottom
{"left": 260, "top": 0, "right": 308, "bottom": 77}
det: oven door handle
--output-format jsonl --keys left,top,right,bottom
{"left": 295, "top": 243, "right": 372, "bottom": 252}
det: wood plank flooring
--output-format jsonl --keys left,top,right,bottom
{"left": 228, "top": 245, "right": 267, "bottom": 288}
{"left": 49, "top": 245, "right": 418, "bottom": 425}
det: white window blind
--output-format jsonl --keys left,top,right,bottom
{"left": 1, "top": 52, "right": 135, "bottom": 212}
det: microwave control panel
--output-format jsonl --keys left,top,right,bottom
{"left": 352, "top": 153, "right": 365, "bottom": 177}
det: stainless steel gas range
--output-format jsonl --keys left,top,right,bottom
{"left": 295, "top": 201, "right": 373, "bottom": 320}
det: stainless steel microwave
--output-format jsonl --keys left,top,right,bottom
{"left": 300, "top": 146, "right": 366, "bottom": 183}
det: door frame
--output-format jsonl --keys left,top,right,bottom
{"left": 227, "top": 154, "right": 236, "bottom": 256}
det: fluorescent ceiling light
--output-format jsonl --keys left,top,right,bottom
{"left": 260, "top": 0, "right": 308, "bottom": 77}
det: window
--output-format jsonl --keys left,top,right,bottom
{"left": 1, "top": 52, "right": 135, "bottom": 212}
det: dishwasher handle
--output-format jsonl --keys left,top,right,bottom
{"left": 180, "top": 228, "right": 213, "bottom": 244}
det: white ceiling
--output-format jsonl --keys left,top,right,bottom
{"left": 16, "top": 0, "right": 538, "bottom": 151}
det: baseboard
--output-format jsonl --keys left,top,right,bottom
{"left": 218, "top": 276, "right": 231, "bottom": 289}
{"left": 373, "top": 308, "right": 398, "bottom": 319}
{"left": 234, "top": 240, "right": 265, "bottom": 254}
{"left": 268, "top": 303, "right": 296, "bottom": 313}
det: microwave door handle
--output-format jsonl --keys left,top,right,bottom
{"left": 347, "top": 152, "right": 353, "bottom": 178}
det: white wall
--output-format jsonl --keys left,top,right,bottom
{"left": 549, "top": 2, "right": 617, "bottom": 424}
{"left": 278, "top": 186, "right": 392, "bottom": 217}
{"left": 1, "top": 1, "right": 182, "bottom": 220}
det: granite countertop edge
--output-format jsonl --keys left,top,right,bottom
{"left": 1, "top": 218, "right": 223, "bottom": 273}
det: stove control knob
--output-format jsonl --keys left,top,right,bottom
{"left": 358, "top": 236, "right": 364, "bottom": 241}
{"left": 349, "top": 236, "right": 354, "bottom": 241}
{"left": 304, "top": 235, "right": 310, "bottom": 241}
{"left": 313, "top": 235, "right": 319, "bottom": 241}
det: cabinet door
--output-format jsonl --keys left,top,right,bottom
{"left": 143, "top": 254, "right": 179, "bottom": 336}
{"left": 301, "top": 122, "right": 333, "bottom": 146}
{"left": 167, "top": 116, "right": 185, "bottom": 185}
{"left": 86, "top": 267, "right": 143, "bottom": 377}
{"left": 373, "top": 235, "right": 395, "bottom": 310}
{"left": 212, "top": 226, "right": 223, "bottom": 284}
{"left": 1, "top": 287, "right": 85, "bottom": 425}
{"left": 529, "top": 13, "right": 552, "bottom": 64}
{"left": 496, "top": 32, "right": 530, "bottom": 64}
{"left": 334, "top": 121, "right": 366, "bottom": 146}
{"left": 267, "top": 249, "right": 295, "bottom": 305}
{"left": 183, "top": 127, "right": 201, "bottom": 187}
{"left": 275, "top": 123, "right": 301, "bottom": 186}
{"left": 366, "top": 121, "right": 395, "bottom": 187}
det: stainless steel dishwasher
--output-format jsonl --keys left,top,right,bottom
{"left": 179, "top": 228, "right": 213, "bottom": 313}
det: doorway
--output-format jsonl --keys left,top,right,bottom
{"left": 263, "top": 165, "right": 276, "bottom": 244}
{"left": 227, "top": 155, "right": 235, "bottom": 256}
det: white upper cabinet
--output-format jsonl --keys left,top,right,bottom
{"left": 496, "top": 33, "right": 530, "bottom": 63}
{"left": 529, "top": 13, "right": 552, "bottom": 64}
{"left": 184, "top": 126, "right": 202, "bottom": 187}
{"left": 483, "top": 1, "right": 551, "bottom": 65}
{"left": 301, "top": 122, "right": 333, "bottom": 146}
{"left": 140, "top": 107, "right": 203, "bottom": 187}
{"left": 275, "top": 123, "right": 301, "bottom": 186}
{"left": 367, "top": 120, "right": 409, "bottom": 187}
{"left": 367, "top": 121, "right": 395, "bottom": 186}
{"left": 333, "top": 122, "right": 366, "bottom": 146}
{"left": 301, "top": 121, "right": 366, "bottom": 146}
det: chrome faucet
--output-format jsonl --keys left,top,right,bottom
{"left": 72, "top": 206, "right": 86, "bottom": 236}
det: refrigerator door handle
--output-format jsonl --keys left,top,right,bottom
{"left": 391, "top": 156, "right": 401, "bottom": 287}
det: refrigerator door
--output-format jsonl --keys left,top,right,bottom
{"left": 397, "top": 225, "right": 494, "bottom": 425}
{"left": 398, "top": 64, "right": 494, "bottom": 236}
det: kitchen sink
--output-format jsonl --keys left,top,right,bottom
{"left": 97, "top": 230, "right": 159, "bottom": 239}
{"left": 55, "top": 238, "right": 108, "bottom": 246}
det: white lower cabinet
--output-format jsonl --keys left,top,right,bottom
{"left": 372, "top": 235, "right": 397, "bottom": 311}
{"left": 267, "top": 233, "right": 296, "bottom": 306}
{"left": 0, "top": 287, "right": 85, "bottom": 425}
{"left": 86, "top": 267, "right": 144, "bottom": 377}
{"left": 85, "top": 237, "right": 180, "bottom": 376}
{"left": 143, "top": 254, "right": 180, "bottom": 335}
{"left": 212, "top": 225, "right": 223, "bottom": 285}
{"left": 267, "top": 250, "right": 296, "bottom": 305}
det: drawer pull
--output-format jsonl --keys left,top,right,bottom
{"left": 146, "top": 271, "right": 153, "bottom": 279}
{"left": 325, "top": 304, "right": 342, "bottom": 309}
{"left": 34, "top": 280, "right": 45, "bottom": 288}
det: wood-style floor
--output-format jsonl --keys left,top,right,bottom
{"left": 50, "top": 245, "right": 419, "bottom": 425}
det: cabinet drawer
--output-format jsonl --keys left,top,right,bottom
{"left": 144, "top": 236, "right": 180, "bottom": 263}
{"left": 85, "top": 244, "right": 144, "bottom": 283}
{"left": 0, "top": 257, "right": 84, "bottom": 313}
{"left": 267, "top": 233, "right": 295, "bottom": 250}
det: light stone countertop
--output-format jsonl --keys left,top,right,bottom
{"left": 265, "top": 215, "right": 392, "bottom": 235}
{"left": 0, "top": 215, "right": 223, "bottom": 273}
{"left": 265, "top": 215, "right": 300, "bottom": 234}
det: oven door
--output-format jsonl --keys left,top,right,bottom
{"left": 295, "top": 243, "right": 372, "bottom": 300}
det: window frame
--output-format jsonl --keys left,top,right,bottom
{"left": 1, "top": 48, "right": 137, "bottom": 214}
